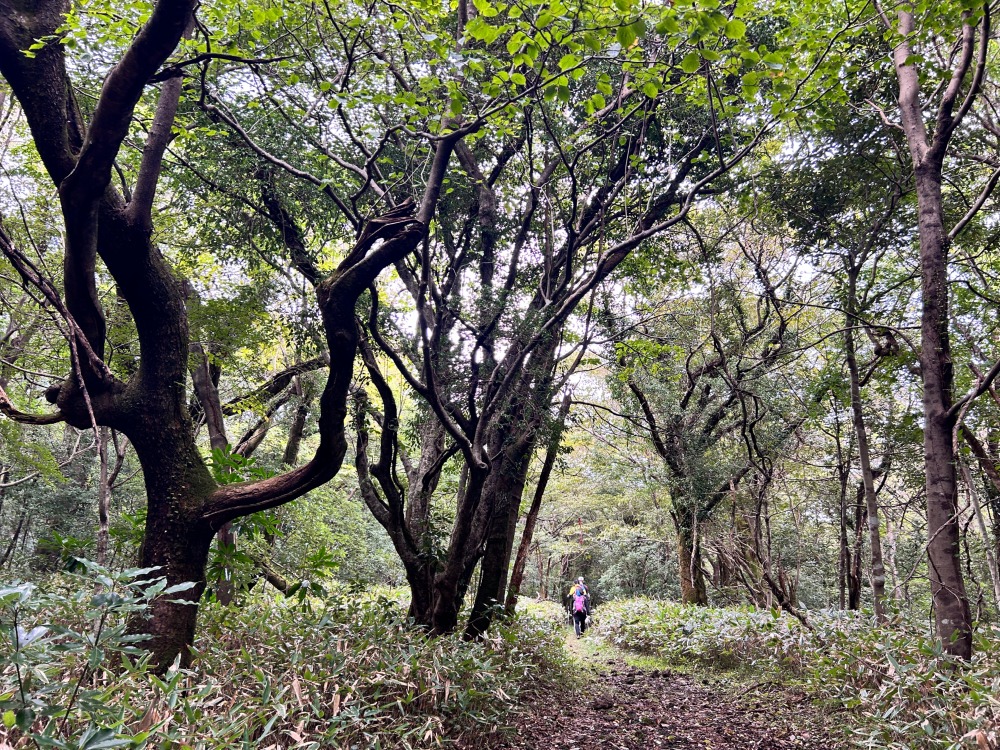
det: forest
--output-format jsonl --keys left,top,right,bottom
{"left": 2, "top": 0, "right": 1000, "bottom": 746}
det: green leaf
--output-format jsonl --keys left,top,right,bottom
{"left": 79, "top": 726, "right": 131, "bottom": 750}
{"left": 467, "top": 16, "right": 501, "bottom": 42}
{"left": 559, "top": 53, "right": 579, "bottom": 71}
{"left": 511, "top": 72, "right": 526, "bottom": 85}
{"left": 15, "top": 707, "right": 34, "bottom": 731}
{"left": 2, "top": 711, "right": 15, "bottom": 729}
{"left": 616, "top": 24, "right": 636, "bottom": 48}
{"left": 641, "top": 81, "right": 659, "bottom": 98}
{"left": 680, "top": 52, "right": 701, "bottom": 73}
{"left": 472, "top": 0, "right": 500, "bottom": 17}
{"left": 0, "top": 583, "right": 34, "bottom": 605}
{"left": 762, "top": 51, "right": 784, "bottom": 70}
{"left": 656, "top": 16, "right": 680, "bottom": 34}
{"left": 724, "top": 19, "right": 746, "bottom": 39}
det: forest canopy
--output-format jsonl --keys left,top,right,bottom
{"left": 3, "top": 0, "right": 1000, "bottom": 745}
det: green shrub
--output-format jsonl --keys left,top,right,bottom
{"left": 600, "top": 598, "right": 1000, "bottom": 750}
{"left": 600, "top": 598, "right": 811, "bottom": 672}
{"left": 516, "top": 598, "right": 569, "bottom": 628}
{"left": 1, "top": 563, "right": 564, "bottom": 749}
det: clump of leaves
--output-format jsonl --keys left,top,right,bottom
{"left": 1, "top": 563, "right": 564, "bottom": 749}
{"left": 516, "top": 598, "right": 570, "bottom": 628}
{"left": 808, "top": 620, "right": 1000, "bottom": 749}
{"left": 0, "top": 561, "right": 196, "bottom": 745}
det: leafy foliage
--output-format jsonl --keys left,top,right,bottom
{"left": 601, "top": 599, "right": 1000, "bottom": 749}
{"left": 1, "top": 563, "right": 564, "bottom": 749}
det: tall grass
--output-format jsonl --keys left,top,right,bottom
{"left": 1, "top": 564, "right": 565, "bottom": 749}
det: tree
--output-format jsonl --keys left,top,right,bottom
{"left": 345, "top": 0, "right": 818, "bottom": 637}
{"left": 759, "top": 104, "right": 917, "bottom": 620}
{"left": 876, "top": 0, "right": 993, "bottom": 658}
{"left": 0, "top": 0, "right": 460, "bottom": 667}
{"left": 612, "top": 217, "right": 825, "bottom": 606}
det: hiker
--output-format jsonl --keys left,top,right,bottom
{"left": 568, "top": 576, "right": 591, "bottom": 637}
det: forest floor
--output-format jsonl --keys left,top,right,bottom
{"left": 478, "top": 628, "right": 852, "bottom": 750}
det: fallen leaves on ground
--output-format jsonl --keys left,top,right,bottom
{"left": 473, "top": 660, "right": 847, "bottom": 750}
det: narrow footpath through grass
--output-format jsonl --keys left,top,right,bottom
{"left": 480, "top": 624, "right": 850, "bottom": 750}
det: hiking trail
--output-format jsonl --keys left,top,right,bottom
{"left": 483, "top": 628, "right": 849, "bottom": 750}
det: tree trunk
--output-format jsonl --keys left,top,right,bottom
{"left": 137, "top": 513, "right": 214, "bottom": 665}
{"left": 282, "top": 399, "right": 309, "bottom": 466}
{"left": 505, "top": 392, "right": 571, "bottom": 614}
{"left": 96, "top": 425, "right": 111, "bottom": 566}
{"left": 884, "top": 514, "right": 904, "bottom": 604}
{"left": 129, "top": 422, "right": 218, "bottom": 667}
{"left": 427, "top": 465, "right": 491, "bottom": 634}
{"left": 914, "top": 162, "right": 972, "bottom": 658}
{"left": 962, "top": 462, "right": 1000, "bottom": 612}
{"left": 844, "top": 315, "right": 887, "bottom": 620}
{"left": 838, "top": 458, "right": 850, "bottom": 610}
{"left": 676, "top": 512, "right": 708, "bottom": 605}
{"left": 890, "top": 7, "right": 980, "bottom": 659}
{"left": 466, "top": 444, "right": 531, "bottom": 637}
{"left": 188, "top": 340, "right": 237, "bottom": 604}
{"left": 848, "top": 483, "right": 865, "bottom": 610}
{"left": 964, "top": 431, "right": 1000, "bottom": 576}
{"left": 0, "top": 512, "right": 26, "bottom": 568}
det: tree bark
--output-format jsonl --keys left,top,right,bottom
{"left": 888, "top": 1, "right": 983, "bottom": 659}
{"left": 961, "top": 462, "right": 1000, "bottom": 612}
{"left": 0, "top": 512, "right": 26, "bottom": 568}
{"left": 465, "top": 441, "right": 532, "bottom": 637}
{"left": 848, "top": 483, "right": 865, "bottom": 611}
{"left": 914, "top": 159, "right": 972, "bottom": 656}
{"left": 189, "top": 340, "right": 236, "bottom": 604}
{"left": 676, "top": 510, "right": 708, "bottom": 605}
{"left": 505, "top": 392, "right": 571, "bottom": 614}
{"left": 282, "top": 398, "right": 309, "bottom": 466}
{"left": 844, "top": 315, "right": 887, "bottom": 620}
{"left": 837, "top": 457, "right": 850, "bottom": 610}
{"left": 96, "top": 426, "right": 110, "bottom": 566}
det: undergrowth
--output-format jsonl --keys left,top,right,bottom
{"left": 0, "top": 563, "right": 565, "bottom": 749}
{"left": 600, "top": 598, "right": 1000, "bottom": 750}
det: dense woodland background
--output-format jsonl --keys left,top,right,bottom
{"left": 3, "top": 0, "right": 1000, "bottom": 746}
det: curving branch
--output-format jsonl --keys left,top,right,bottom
{"left": 949, "top": 354, "right": 1000, "bottom": 421}
{"left": 65, "top": 0, "right": 198, "bottom": 199}
{"left": 221, "top": 356, "right": 329, "bottom": 416}
{"left": 0, "top": 220, "right": 115, "bottom": 389}
{"left": 199, "top": 200, "right": 435, "bottom": 528}
{"left": 129, "top": 67, "right": 187, "bottom": 228}
{"left": 0, "top": 383, "right": 64, "bottom": 425}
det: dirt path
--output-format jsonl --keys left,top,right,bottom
{"left": 485, "top": 632, "right": 847, "bottom": 750}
